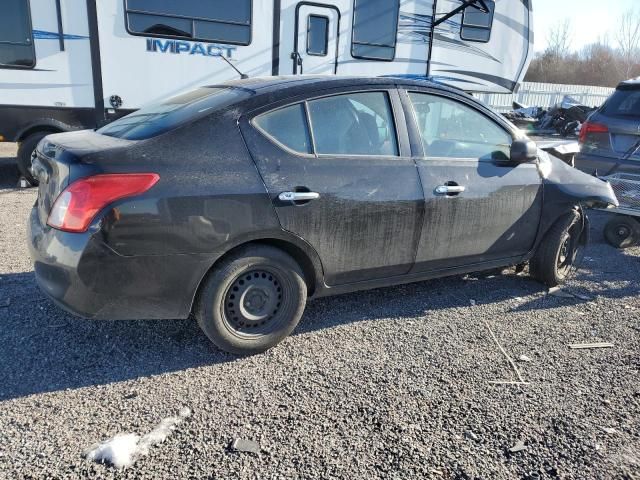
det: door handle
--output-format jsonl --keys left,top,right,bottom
{"left": 435, "top": 185, "right": 466, "bottom": 195}
{"left": 278, "top": 191, "right": 320, "bottom": 202}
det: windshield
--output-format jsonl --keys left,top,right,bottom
{"left": 98, "top": 87, "right": 252, "bottom": 140}
{"left": 602, "top": 89, "right": 640, "bottom": 119}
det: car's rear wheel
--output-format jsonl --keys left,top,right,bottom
{"left": 17, "top": 132, "right": 48, "bottom": 186}
{"left": 604, "top": 215, "right": 640, "bottom": 249}
{"left": 195, "top": 245, "right": 307, "bottom": 355}
{"left": 530, "top": 211, "right": 585, "bottom": 287}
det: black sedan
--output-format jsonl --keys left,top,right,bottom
{"left": 28, "top": 76, "right": 617, "bottom": 354}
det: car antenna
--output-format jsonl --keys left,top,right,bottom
{"left": 218, "top": 54, "right": 249, "bottom": 79}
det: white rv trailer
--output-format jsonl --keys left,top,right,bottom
{"left": 0, "top": 0, "right": 533, "bottom": 180}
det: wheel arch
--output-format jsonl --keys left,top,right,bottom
{"left": 190, "top": 235, "right": 325, "bottom": 316}
{"left": 16, "top": 119, "right": 72, "bottom": 142}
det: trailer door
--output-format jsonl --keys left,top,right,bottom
{"left": 293, "top": 4, "right": 339, "bottom": 75}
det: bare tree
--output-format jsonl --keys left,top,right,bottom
{"left": 616, "top": 8, "right": 640, "bottom": 78}
{"left": 546, "top": 19, "right": 573, "bottom": 58}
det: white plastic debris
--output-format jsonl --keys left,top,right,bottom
{"left": 85, "top": 434, "right": 140, "bottom": 469}
{"left": 470, "top": 299, "right": 476, "bottom": 306}
{"left": 85, "top": 407, "right": 192, "bottom": 469}
{"left": 548, "top": 287, "right": 574, "bottom": 299}
{"left": 518, "top": 354, "right": 532, "bottom": 363}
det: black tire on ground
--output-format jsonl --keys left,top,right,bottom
{"left": 530, "top": 210, "right": 584, "bottom": 288}
{"left": 194, "top": 245, "right": 307, "bottom": 355}
{"left": 603, "top": 215, "right": 640, "bottom": 249}
{"left": 17, "top": 132, "right": 49, "bottom": 186}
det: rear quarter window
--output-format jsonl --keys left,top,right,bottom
{"left": 253, "top": 104, "right": 312, "bottom": 154}
{"left": 98, "top": 87, "right": 252, "bottom": 140}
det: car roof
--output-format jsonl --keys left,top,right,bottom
{"left": 617, "top": 77, "right": 640, "bottom": 90}
{"left": 206, "top": 75, "right": 466, "bottom": 97}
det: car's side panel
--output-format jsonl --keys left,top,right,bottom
{"left": 411, "top": 159, "right": 543, "bottom": 271}
{"left": 398, "top": 86, "right": 543, "bottom": 271}
{"left": 93, "top": 113, "right": 282, "bottom": 257}
{"left": 240, "top": 87, "right": 425, "bottom": 286}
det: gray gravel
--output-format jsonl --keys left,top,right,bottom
{"left": 0, "top": 146, "right": 639, "bottom": 479}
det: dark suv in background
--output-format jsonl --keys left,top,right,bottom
{"left": 576, "top": 78, "right": 640, "bottom": 175}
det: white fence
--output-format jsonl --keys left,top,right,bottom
{"left": 474, "top": 82, "right": 615, "bottom": 112}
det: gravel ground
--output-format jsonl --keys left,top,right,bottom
{"left": 0, "top": 144, "right": 639, "bottom": 479}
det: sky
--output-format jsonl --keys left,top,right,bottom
{"left": 533, "top": 0, "right": 637, "bottom": 52}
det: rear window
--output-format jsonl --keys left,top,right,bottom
{"left": 98, "top": 87, "right": 252, "bottom": 140}
{"left": 602, "top": 89, "right": 640, "bottom": 119}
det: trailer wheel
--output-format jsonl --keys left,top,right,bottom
{"left": 604, "top": 215, "right": 640, "bottom": 249}
{"left": 17, "top": 132, "right": 48, "bottom": 186}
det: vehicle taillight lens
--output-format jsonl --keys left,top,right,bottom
{"left": 47, "top": 173, "right": 160, "bottom": 233}
{"left": 579, "top": 121, "right": 608, "bottom": 144}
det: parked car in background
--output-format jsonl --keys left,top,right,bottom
{"left": 28, "top": 76, "right": 617, "bottom": 355}
{"left": 576, "top": 78, "right": 640, "bottom": 249}
{"left": 576, "top": 78, "right": 640, "bottom": 175}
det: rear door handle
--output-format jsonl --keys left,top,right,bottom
{"left": 435, "top": 185, "right": 466, "bottom": 195}
{"left": 278, "top": 191, "right": 320, "bottom": 202}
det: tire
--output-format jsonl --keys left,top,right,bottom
{"left": 194, "top": 245, "right": 307, "bottom": 355}
{"left": 604, "top": 215, "right": 640, "bottom": 249}
{"left": 17, "top": 132, "right": 48, "bottom": 186}
{"left": 530, "top": 210, "right": 585, "bottom": 287}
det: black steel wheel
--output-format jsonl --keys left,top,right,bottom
{"left": 530, "top": 210, "right": 586, "bottom": 287}
{"left": 604, "top": 215, "right": 640, "bottom": 249}
{"left": 195, "top": 245, "right": 307, "bottom": 355}
{"left": 223, "top": 268, "right": 285, "bottom": 336}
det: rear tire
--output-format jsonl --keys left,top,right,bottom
{"left": 195, "top": 245, "right": 307, "bottom": 355}
{"left": 17, "top": 132, "right": 48, "bottom": 186}
{"left": 530, "top": 211, "right": 584, "bottom": 287}
{"left": 604, "top": 215, "right": 640, "bottom": 249}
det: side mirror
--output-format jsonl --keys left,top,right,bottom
{"left": 510, "top": 139, "right": 538, "bottom": 164}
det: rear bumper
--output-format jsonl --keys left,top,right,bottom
{"left": 28, "top": 207, "right": 214, "bottom": 320}
{"left": 575, "top": 151, "right": 640, "bottom": 175}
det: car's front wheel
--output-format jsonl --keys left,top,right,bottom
{"left": 195, "top": 245, "right": 307, "bottom": 355}
{"left": 530, "top": 211, "right": 585, "bottom": 287}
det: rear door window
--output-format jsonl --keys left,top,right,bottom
{"left": 408, "top": 92, "right": 511, "bottom": 160}
{"left": 0, "top": 0, "right": 35, "bottom": 68}
{"left": 253, "top": 104, "right": 313, "bottom": 154}
{"left": 602, "top": 90, "right": 640, "bottom": 119}
{"left": 98, "top": 87, "right": 252, "bottom": 140}
{"left": 307, "top": 92, "right": 399, "bottom": 156}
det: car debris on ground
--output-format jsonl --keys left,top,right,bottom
{"left": 503, "top": 96, "right": 597, "bottom": 138}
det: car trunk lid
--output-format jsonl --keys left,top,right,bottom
{"left": 33, "top": 130, "right": 134, "bottom": 226}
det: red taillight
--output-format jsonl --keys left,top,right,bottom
{"left": 579, "top": 121, "right": 609, "bottom": 143}
{"left": 47, "top": 173, "right": 160, "bottom": 233}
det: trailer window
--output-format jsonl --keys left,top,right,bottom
{"left": 0, "top": 0, "right": 35, "bottom": 68}
{"left": 307, "top": 15, "right": 329, "bottom": 56}
{"left": 125, "top": 0, "right": 252, "bottom": 46}
{"left": 351, "top": 0, "right": 399, "bottom": 61}
{"left": 460, "top": 1, "right": 495, "bottom": 43}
